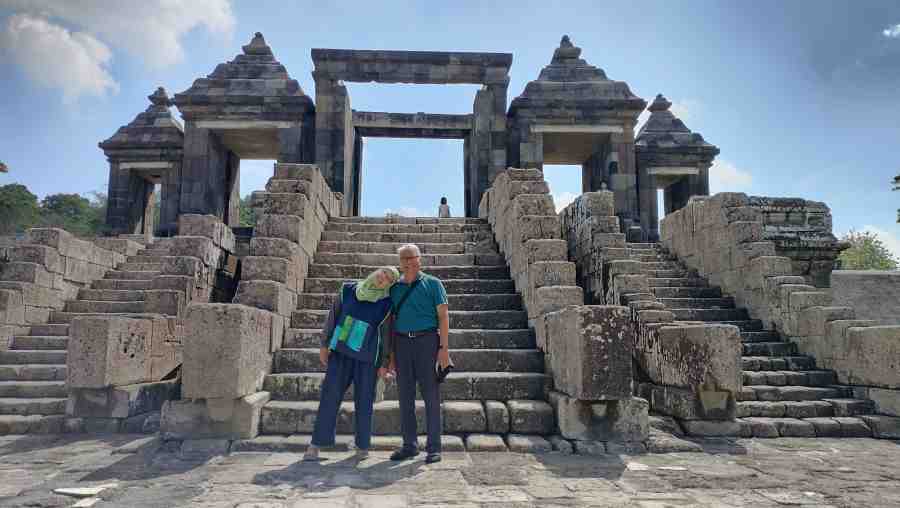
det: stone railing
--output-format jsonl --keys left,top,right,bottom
{"left": 661, "top": 192, "right": 900, "bottom": 417}
{"left": 830, "top": 271, "right": 900, "bottom": 325}
{"left": 0, "top": 229, "right": 136, "bottom": 350}
{"left": 161, "top": 163, "right": 340, "bottom": 441}
{"left": 561, "top": 191, "right": 743, "bottom": 436}
{"left": 480, "top": 169, "right": 650, "bottom": 451}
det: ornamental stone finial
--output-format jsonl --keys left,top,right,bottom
{"left": 648, "top": 93, "right": 672, "bottom": 112}
{"left": 243, "top": 31, "right": 273, "bottom": 56}
{"left": 552, "top": 34, "right": 582, "bottom": 62}
{"left": 148, "top": 86, "right": 173, "bottom": 107}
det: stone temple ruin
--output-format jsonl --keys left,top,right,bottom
{"left": 1, "top": 34, "right": 898, "bottom": 453}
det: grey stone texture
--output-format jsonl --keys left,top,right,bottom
{"left": 67, "top": 316, "right": 153, "bottom": 389}
{"left": 100, "top": 87, "right": 184, "bottom": 236}
{"left": 830, "top": 270, "right": 900, "bottom": 325}
{"left": 635, "top": 94, "right": 719, "bottom": 242}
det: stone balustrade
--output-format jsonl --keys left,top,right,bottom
{"left": 661, "top": 192, "right": 900, "bottom": 417}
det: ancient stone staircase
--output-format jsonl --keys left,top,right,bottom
{"left": 0, "top": 239, "right": 173, "bottom": 434}
{"left": 629, "top": 242, "right": 882, "bottom": 438}
{"left": 239, "top": 217, "right": 557, "bottom": 452}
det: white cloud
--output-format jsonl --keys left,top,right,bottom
{"left": 635, "top": 109, "right": 650, "bottom": 133}
{"left": 883, "top": 24, "right": 900, "bottom": 38}
{"left": 0, "top": 14, "right": 118, "bottom": 103}
{"left": 709, "top": 159, "right": 753, "bottom": 194}
{"left": 4, "top": 0, "right": 235, "bottom": 68}
{"left": 384, "top": 206, "right": 429, "bottom": 217}
{"left": 860, "top": 225, "right": 900, "bottom": 262}
{"left": 670, "top": 100, "right": 696, "bottom": 122}
{"left": 1, "top": 1, "right": 235, "bottom": 101}
{"left": 552, "top": 191, "right": 578, "bottom": 213}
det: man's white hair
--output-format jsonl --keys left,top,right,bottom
{"left": 397, "top": 243, "right": 421, "bottom": 257}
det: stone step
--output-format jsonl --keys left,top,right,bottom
{"left": 139, "top": 248, "right": 171, "bottom": 256}
{"left": 743, "top": 385, "right": 852, "bottom": 402}
{"left": 329, "top": 217, "right": 486, "bottom": 225}
{"left": 117, "top": 262, "right": 163, "bottom": 272}
{"left": 0, "top": 350, "right": 67, "bottom": 365}
{"left": 232, "top": 435, "right": 475, "bottom": 453}
{"left": 263, "top": 372, "right": 551, "bottom": 402}
{"left": 632, "top": 254, "right": 676, "bottom": 262}
{"left": 273, "top": 348, "right": 543, "bottom": 374}
{"left": 0, "top": 381, "right": 67, "bottom": 398}
{"left": 657, "top": 297, "right": 735, "bottom": 309}
{"left": 317, "top": 241, "right": 490, "bottom": 255}
{"left": 0, "top": 364, "right": 67, "bottom": 381}
{"left": 718, "top": 320, "right": 764, "bottom": 332}
{"left": 92, "top": 279, "right": 154, "bottom": 291}
{"left": 291, "top": 309, "right": 528, "bottom": 330}
{"left": 650, "top": 286, "right": 722, "bottom": 298}
{"left": 296, "top": 293, "right": 522, "bottom": 312}
{"left": 29, "top": 324, "right": 70, "bottom": 336}
{"left": 314, "top": 252, "right": 505, "bottom": 267}
{"left": 743, "top": 341, "right": 798, "bottom": 357}
{"left": 303, "top": 277, "right": 516, "bottom": 295}
{"left": 308, "top": 264, "right": 509, "bottom": 280}
{"left": 742, "top": 370, "right": 837, "bottom": 387}
{"left": 742, "top": 355, "right": 817, "bottom": 371}
{"left": 325, "top": 223, "right": 491, "bottom": 234}
{"left": 741, "top": 331, "right": 781, "bottom": 343}
{"left": 642, "top": 270, "right": 690, "bottom": 279}
{"left": 284, "top": 328, "right": 535, "bottom": 350}
{"left": 647, "top": 277, "right": 707, "bottom": 288}
{"left": 669, "top": 308, "right": 749, "bottom": 321}
{"left": 0, "top": 397, "right": 67, "bottom": 415}
{"left": 321, "top": 231, "right": 488, "bottom": 244}
{"left": 0, "top": 414, "right": 66, "bottom": 434}
{"left": 126, "top": 255, "right": 168, "bottom": 264}
{"left": 64, "top": 300, "right": 145, "bottom": 314}
{"left": 260, "top": 399, "right": 553, "bottom": 436}
{"left": 50, "top": 311, "right": 138, "bottom": 324}
{"left": 10, "top": 336, "right": 68, "bottom": 350}
{"left": 639, "top": 261, "right": 682, "bottom": 270}
{"left": 737, "top": 400, "right": 836, "bottom": 418}
{"left": 78, "top": 289, "right": 146, "bottom": 302}
{"left": 738, "top": 416, "right": 879, "bottom": 438}
{"left": 104, "top": 270, "right": 160, "bottom": 281}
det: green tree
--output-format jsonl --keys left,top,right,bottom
{"left": 0, "top": 183, "right": 40, "bottom": 235}
{"left": 239, "top": 194, "right": 257, "bottom": 227}
{"left": 40, "top": 193, "right": 105, "bottom": 237}
{"left": 838, "top": 230, "right": 899, "bottom": 271}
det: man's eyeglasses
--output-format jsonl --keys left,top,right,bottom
{"left": 400, "top": 255, "right": 420, "bottom": 260}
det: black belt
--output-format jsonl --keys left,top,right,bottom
{"left": 395, "top": 329, "right": 437, "bottom": 338}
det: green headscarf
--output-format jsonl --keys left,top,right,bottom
{"left": 355, "top": 266, "right": 400, "bottom": 302}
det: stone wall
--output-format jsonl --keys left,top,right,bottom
{"left": 661, "top": 192, "right": 900, "bottom": 417}
{"left": 0, "top": 229, "right": 135, "bottom": 350}
{"left": 831, "top": 271, "right": 900, "bottom": 325}
{"left": 560, "top": 191, "right": 743, "bottom": 433}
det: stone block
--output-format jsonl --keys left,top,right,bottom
{"left": 1, "top": 262, "right": 52, "bottom": 287}
{"left": 549, "top": 391, "right": 648, "bottom": 442}
{"left": 255, "top": 214, "right": 309, "bottom": 246}
{"left": 143, "top": 290, "right": 185, "bottom": 316}
{"left": 680, "top": 419, "right": 741, "bottom": 437}
{"left": 506, "top": 434, "right": 552, "bottom": 453}
{"left": 485, "top": 400, "right": 509, "bottom": 433}
{"left": 182, "top": 304, "right": 274, "bottom": 400}
{"left": 442, "top": 401, "right": 486, "bottom": 433}
{"left": 234, "top": 280, "right": 296, "bottom": 316}
{"left": 532, "top": 285, "right": 582, "bottom": 317}
{"left": 10, "top": 245, "right": 63, "bottom": 274}
{"left": 528, "top": 261, "right": 576, "bottom": 289}
{"left": 544, "top": 305, "right": 633, "bottom": 400}
{"left": 67, "top": 380, "right": 179, "bottom": 419}
{"left": 0, "top": 289, "right": 25, "bottom": 325}
{"left": 465, "top": 433, "right": 507, "bottom": 452}
{"left": 94, "top": 238, "right": 142, "bottom": 257}
{"left": 162, "top": 392, "right": 270, "bottom": 440}
{"left": 507, "top": 400, "right": 554, "bottom": 434}
{"left": 169, "top": 237, "right": 221, "bottom": 268}
{"left": 0, "top": 281, "right": 62, "bottom": 310}
{"left": 843, "top": 326, "right": 900, "bottom": 388}
{"left": 252, "top": 192, "right": 310, "bottom": 217}
{"left": 161, "top": 256, "right": 204, "bottom": 277}
{"left": 859, "top": 415, "right": 900, "bottom": 439}
{"left": 250, "top": 237, "right": 302, "bottom": 259}
{"left": 242, "top": 256, "right": 300, "bottom": 291}
{"left": 178, "top": 214, "right": 235, "bottom": 252}
{"left": 68, "top": 316, "right": 153, "bottom": 389}
{"left": 546, "top": 435, "right": 574, "bottom": 454}
{"left": 524, "top": 239, "right": 567, "bottom": 264}
{"left": 514, "top": 215, "right": 561, "bottom": 243}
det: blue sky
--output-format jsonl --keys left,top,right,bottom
{"left": 1, "top": 1, "right": 899, "bottom": 256}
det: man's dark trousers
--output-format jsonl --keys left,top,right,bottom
{"left": 395, "top": 332, "right": 441, "bottom": 453}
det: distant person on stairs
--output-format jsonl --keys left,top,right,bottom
{"left": 303, "top": 266, "right": 400, "bottom": 462}
{"left": 387, "top": 243, "right": 452, "bottom": 464}
{"left": 438, "top": 197, "right": 451, "bottom": 218}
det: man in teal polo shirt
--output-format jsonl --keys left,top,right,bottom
{"left": 387, "top": 243, "right": 451, "bottom": 464}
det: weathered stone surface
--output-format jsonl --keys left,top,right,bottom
{"left": 680, "top": 419, "right": 741, "bottom": 437}
{"left": 67, "top": 380, "right": 179, "bottom": 419}
{"left": 182, "top": 304, "right": 274, "bottom": 400}
{"left": 543, "top": 305, "right": 633, "bottom": 400}
{"left": 161, "top": 392, "right": 271, "bottom": 440}
{"left": 507, "top": 400, "right": 554, "bottom": 434}
{"left": 549, "top": 391, "right": 648, "bottom": 442}
{"left": 506, "top": 434, "right": 552, "bottom": 453}
{"left": 465, "top": 433, "right": 507, "bottom": 452}
{"left": 68, "top": 316, "right": 152, "bottom": 389}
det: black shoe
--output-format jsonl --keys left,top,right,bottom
{"left": 425, "top": 452, "right": 442, "bottom": 464}
{"left": 390, "top": 448, "right": 419, "bottom": 461}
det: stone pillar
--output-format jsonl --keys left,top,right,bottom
{"left": 351, "top": 134, "right": 363, "bottom": 216}
{"left": 180, "top": 125, "right": 231, "bottom": 221}
{"left": 486, "top": 83, "right": 508, "bottom": 188}
{"left": 468, "top": 87, "right": 492, "bottom": 218}
{"left": 314, "top": 78, "right": 353, "bottom": 215}
{"left": 609, "top": 127, "right": 640, "bottom": 237}
{"left": 637, "top": 166, "right": 659, "bottom": 242}
{"left": 159, "top": 162, "right": 181, "bottom": 237}
{"left": 106, "top": 163, "right": 156, "bottom": 236}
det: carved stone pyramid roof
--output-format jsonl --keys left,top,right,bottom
{"left": 99, "top": 87, "right": 184, "bottom": 155}
{"left": 174, "top": 32, "right": 314, "bottom": 121}
{"left": 636, "top": 94, "right": 718, "bottom": 155}
{"left": 509, "top": 35, "right": 646, "bottom": 114}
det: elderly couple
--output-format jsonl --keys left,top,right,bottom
{"left": 303, "top": 244, "right": 452, "bottom": 464}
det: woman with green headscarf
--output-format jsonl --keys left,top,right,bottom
{"left": 304, "top": 266, "right": 400, "bottom": 462}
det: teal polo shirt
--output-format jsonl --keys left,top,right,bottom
{"left": 390, "top": 272, "right": 448, "bottom": 333}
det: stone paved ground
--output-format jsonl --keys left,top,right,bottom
{"left": 1, "top": 435, "right": 900, "bottom": 507}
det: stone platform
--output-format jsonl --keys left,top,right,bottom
{"left": 2, "top": 434, "right": 900, "bottom": 507}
